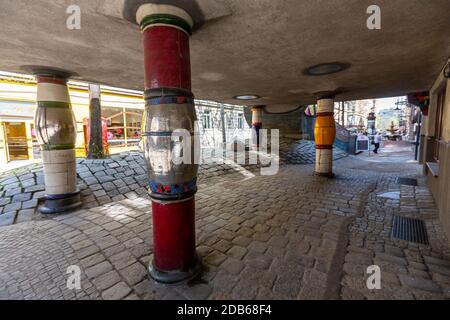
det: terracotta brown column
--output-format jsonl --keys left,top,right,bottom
{"left": 136, "top": 3, "right": 201, "bottom": 284}
{"left": 33, "top": 69, "right": 81, "bottom": 213}
{"left": 314, "top": 95, "right": 336, "bottom": 177}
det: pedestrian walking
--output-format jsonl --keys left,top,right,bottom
{"left": 373, "top": 132, "right": 382, "bottom": 154}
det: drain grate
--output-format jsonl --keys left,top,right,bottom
{"left": 392, "top": 215, "right": 429, "bottom": 245}
{"left": 396, "top": 177, "right": 418, "bottom": 186}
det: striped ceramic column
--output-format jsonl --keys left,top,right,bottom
{"left": 137, "top": 3, "right": 201, "bottom": 284}
{"left": 314, "top": 97, "right": 336, "bottom": 177}
{"left": 252, "top": 106, "right": 264, "bottom": 149}
{"left": 34, "top": 71, "right": 81, "bottom": 214}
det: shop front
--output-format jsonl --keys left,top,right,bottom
{"left": 0, "top": 75, "right": 146, "bottom": 164}
{"left": 0, "top": 73, "right": 248, "bottom": 164}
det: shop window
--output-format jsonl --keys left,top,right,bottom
{"left": 102, "top": 107, "right": 143, "bottom": 147}
{"left": 4, "top": 122, "right": 28, "bottom": 161}
{"left": 125, "top": 110, "right": 143, "bottom": 146}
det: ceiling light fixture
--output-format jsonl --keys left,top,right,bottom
{"left": 303, "top": 62, "right": 350, "bottom": 76}
{"left": 233, "top": 94, "right": 260, "bottom": 100}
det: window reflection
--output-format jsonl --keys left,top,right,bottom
{"left": 102, "top": 107, "right": 143, "bottom": 147}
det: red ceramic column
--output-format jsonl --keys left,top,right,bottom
{"left": 137, "top": 4, "right": 201, "bottom": 284}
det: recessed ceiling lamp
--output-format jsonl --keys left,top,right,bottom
{"left": 233, "top": 94, "right": 260, "bottom": 100}
{"left": 303, "top": 62, "right": 350, "bottom": 76}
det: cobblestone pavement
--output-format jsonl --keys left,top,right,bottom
{"left": 0, "top": 139, "right": 346, "bottom": 227}
{"left": 340, "top": 161, "right": 450, "bottom": 299}
{"left": 0, "top": 140, "right": 449, "bottom": 300}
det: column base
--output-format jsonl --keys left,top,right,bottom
{"left": 38, "top": 192, "right": 82, "bottom": 214}
{"left": 314, "top": 171, "right": 335, "bottom": 179}
{"left": 148, "top": 254, "right": 202, "bottom": 285}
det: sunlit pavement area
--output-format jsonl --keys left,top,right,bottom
{"left": 0, "top": 140, "right": 449, "bottom": 300}
{"left": 356, "top": 140, "right": 420, "bottom": 163}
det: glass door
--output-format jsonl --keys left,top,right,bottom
{"left": 5, "top": 122, "right": 29, "bottom": 161}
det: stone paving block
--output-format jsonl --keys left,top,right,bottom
{"left": 109, "top": 251, "right": 137, "bottom": 270}
{"left": 89, "top": 184, "right": 103, "bottom": 191}
{"left": 176, "top": 283, "right": 212, "bottom": 300}
{"left": 340, "top": 287, "right": 366, "bottom": 300}
{"left": 0, "top": 211, "right": 16, "bottom": 226}
{"left": 398, "top": 274, "right": 442, "bottom": 293}
{"left": 204, "top": 251, "right": 228, "bottom": 267}
{"left": 213, "top": 239, "right": 233, "bottom": 253}
{"left": 227, "top": 246, "right": 248, "bottom": 260}
{"left": 4, "top": 185, "right": 21, "bottom": 193}
{"left": 220, "top": 257, "right": 245, "bottom": 275}
{"left": 0, "top": 197, "right": 11, "bottom": 206}
{"left": 232, "top": 236, "right": 252, "bottom": 247}
{"left": 21, "top": 199, "right": 38, "bottom": 209}
{"left": 123, "top": 177, "right": 135, "bottom": 185}
{"left": 86, "top": 261, "right": 113, "bottom": 279}
{"left": 101, "top": 282, "right": 131, "bottom": 300}
{"left": 15, "top": 209, "right": 35, "bottom": 224}
{"left": 268, "top": 235, "right": 289, "bottom": 249}
{"left": 113, "top": 179, "right": 126, "bottom": 188}
{"left": 123, "top": 237, "right": 144, "bottom": 249}
{"left": 84, "top": 177, "right": 99, "bottom": 186}
{"left": 125, "top": 192, "right": 138, "bottom": 200}
{"left": 375, "top": 253, "right": 408, "bottom": 266}
{"left": 72, "top": 239, "right": 95, "bottom": 251}
{"left": 345, "top": 252, "right": 373, "bottom": 265}
{"left": 94, "top": 235, "right": 120, "bottom": 250}
{"left": 77, "top": 245, "right": 101, "bottom": 260}
{"left": 79, "top": 171, "right": 93, "bottom": 179}
{"left": 103, "top": 182, "right": 116, "bottom": 192}
{"left": 3, "top": 202, "right": 21, "bottom": 213}
{"left": 93, "top": 190, "right": 107, "bottom": 198}
{"left": 103, "top": 221, "right": 122, "bottom": 231}
{"left": 426, "top": 263, "right": 450, "bottom": 277}
{"left": 273, "top": 271, "right": 304, "bottom": 299}
{"left": 423, "top": 256, "right": 450, "bottom": 268}
{"left": 80, "top": 253, "right": 106, "bottom": 269}
{"left": 120, "top": 262, "right": 148, "bottom": 286}
{"left": 118, "top": 186, "right": 131, "bottom": 194}
{"left": 94, "top": 171, "right": 106, "bottom": 178}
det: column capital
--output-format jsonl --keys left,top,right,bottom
{"left": 136, "top": 4, "right": 194, "bottom": 35}
{"left": 252, "top": 105, "right": 265, "bottom": 111}
{"left": 314, "top": 90, "right": 337, "bottom": 100}
{"left": 22, "top": 66, "right": 75, "bottom": 81}
{"left": 317, "top": 98, "right": 335, "bottom": 114}
{"left": 88, "top": 83, "right": 101, "bottom": 100}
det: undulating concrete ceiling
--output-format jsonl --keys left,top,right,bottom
{"left": 0, "top": 0, "right": 449, "bottom": 111}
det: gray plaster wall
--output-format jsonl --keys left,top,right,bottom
{"left": 243, "top": 107, "right": 305, "bottom": 137}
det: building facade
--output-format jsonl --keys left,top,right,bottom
{"left": 0, "top": 73, "right": 248, "bottom": 164}
{"left": 421, "top": 59, "right": 450, "bottom": 241}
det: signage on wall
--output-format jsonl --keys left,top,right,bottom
{"left": 407, "top": 91, "right": 430, "bottom": 116}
